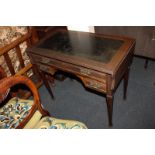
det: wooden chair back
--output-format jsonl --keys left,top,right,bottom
{"left": 0, "top": 28, "right": 42, "bottom": 99}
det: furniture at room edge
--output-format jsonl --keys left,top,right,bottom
{"left": 26, "top": 29, "right": 136, "bottom": 126}
{"left": 95, "top": 26, "right": 155, "bottom": 68}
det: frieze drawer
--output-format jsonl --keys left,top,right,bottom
{"left": 83, "top": 78, "right": 106, "bottom": 93}
{"left": 32, "top": 54, "right": 106, "bottom": 83}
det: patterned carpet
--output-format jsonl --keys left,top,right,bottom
{"left": 39, "top": 57, "right": 155, "bottom": 129}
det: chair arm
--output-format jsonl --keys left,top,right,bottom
{"left": 0, "top": 76, "right": 47, "bottom": 115}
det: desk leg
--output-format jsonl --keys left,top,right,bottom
{"left": 106, "top": 93, "right": 113, "bottom": 126}
{"left": 123, "top": 67, "right": 130, "bottom": 100}
{"left": 39, "top": 71, "right": 54, "bottom": 99}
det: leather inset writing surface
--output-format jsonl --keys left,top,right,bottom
{"left": 38, "top": 31, "right": 124, "bottom": 63}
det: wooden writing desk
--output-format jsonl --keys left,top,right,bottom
{"left": 27, "top": 29, "right": 135, "bottom": 126}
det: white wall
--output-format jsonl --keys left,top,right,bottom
{"left": 67, "top": 26, "right": 94, "bottom": 33}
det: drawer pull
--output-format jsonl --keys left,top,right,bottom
{"left": 88, "top": 81, "right": 102, "bottom": 89}
{"left": 80, "top": 68, "right": 91, "bottom": 76}
{"left": 41, "top": 57, "right": 50, "bottom": 63}
{"left": 39, "top": 65, "right": 49, "bottom": 71}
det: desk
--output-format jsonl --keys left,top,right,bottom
{"left": 27, "top": 29, "right": 135, "bottom": 126}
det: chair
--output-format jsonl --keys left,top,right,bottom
{"left": 0, "top": 66, "right": 87, "bottom": 129}
{"left": 0, "top": 27, "right": 42, "bottom": 99}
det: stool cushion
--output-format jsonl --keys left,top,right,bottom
{"left": 34, "top": 116, "right": 87, "bottom": 129}
{"left": 0, "top": 98, "right": 87, "bottom": 129}
{"left": 0, "top": 98, "right": 33, "bottom": 129}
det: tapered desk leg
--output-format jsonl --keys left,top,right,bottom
{"left": 123, "top": 67, "right": 130, "bottom": 100}
{"left": 39, "top": 71, "right": 54, "bottom": 99}
{"left": 106, "top": 94, "right": 114, "bottom": 126}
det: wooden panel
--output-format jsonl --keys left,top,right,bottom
{"left": 113, "top": 46, "right": 134, "bottom": 90}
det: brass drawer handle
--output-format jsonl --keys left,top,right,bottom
{"left": 80, "top": 68, "right": 91, "bottom": 76}
{"left": 41, "top": 57, "right": 50, "bottom": 63}
{"left": 88, "top": 81, "right": 102, "bottom": 89}
{"left": 39, "top": 65, "right": 49, "bottom": 71}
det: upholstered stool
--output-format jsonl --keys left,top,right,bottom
{"left": 0, "top": 98, "right": 87, "bottom": 129}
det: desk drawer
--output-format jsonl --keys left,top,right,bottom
{"left": 82, "top": 77, "right": 106, "bottom": 93}
{"left": 37, "top": 63, "right": 107, "bottom": 93}
{"left": 32, "top": 54, "right": 106, "bottom": 83}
